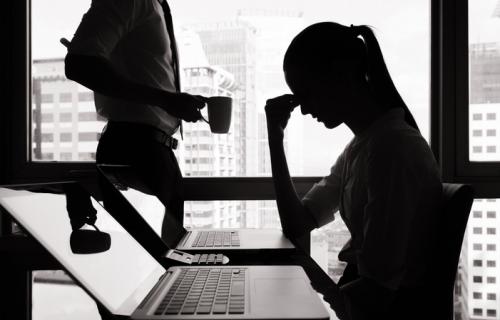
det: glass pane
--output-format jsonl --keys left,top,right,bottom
{"left": 32, "top": 271, "right": 100, "bottom": 320}
{"left": 184, "top": 200, "right": 282, "bottom": 229}
{"left": 31, "top": 0, "right": 430, "bottom": 176}
{"left": 31, "top": 0, "right": 103, "bottom": 162}
{"left": 455, "top": 199, "right": 500, "bottom": 320}
{"left": 469, "top": 0, "right": 500, "bottom": 161}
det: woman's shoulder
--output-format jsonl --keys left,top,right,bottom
{"left": 364, "top": 125, "right": 437, "bottom": 170}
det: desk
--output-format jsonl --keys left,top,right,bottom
{"left": 0, "top": 235, "right": 341, "bottom": 320}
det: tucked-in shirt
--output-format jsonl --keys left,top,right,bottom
{"left": 303, "top": 108, "right": 442, "bottom": 290}
{"left": 69, "top": 0, "right": 180, "bottom": 135}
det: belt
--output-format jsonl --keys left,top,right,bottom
{"left": 103, "top": 122, "right": 178, "bottom": 150}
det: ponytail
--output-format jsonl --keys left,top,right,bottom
{"left": 354, "top": 25, "right": 420, "bottom": 131}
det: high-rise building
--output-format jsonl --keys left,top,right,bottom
{"left": 187, "top": 20, "right": 258, "bottom": 177}
{"left": 456, "top": 3, "right": 500, "bottom": 319}
{"left": 177, "top": 29, "right": 241, "bottom": 228}
{"left": 32, "top": 58, "right": 105, "bottom": 162}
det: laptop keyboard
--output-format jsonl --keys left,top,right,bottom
{"left": 154, "top": 268, "right": 246, "bottom": 315}
{"left": 192, "top": 231, "right": 240, "bottom": 247}
{"left": 192, "top": 253, "right": 224, "bottom": 265}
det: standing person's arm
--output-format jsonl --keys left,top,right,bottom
{"left": 65, "top": 54, "right": 205, "bottom": 122}
{"left": 265, "top": 94, "right": 318, "bottom": 238}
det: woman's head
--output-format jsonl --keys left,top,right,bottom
{"left": 283, "top": 22, "right": 419, "bottom": 131}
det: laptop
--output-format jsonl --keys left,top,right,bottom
{"left": 97, "top": 164, "right": 296, "bottom": 252}
{"left": 0, "top": 183, "right": 328, "bottom": 319}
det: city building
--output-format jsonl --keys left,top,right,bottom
{"left": 455, "top": 4, "right": 500, "bottom": 318}
{"left": 32, "top": 58, "right": 105, "bottom": 162}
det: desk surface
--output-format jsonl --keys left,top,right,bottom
{"left": 0, "top": 235, "right": 341, "bottom": 320}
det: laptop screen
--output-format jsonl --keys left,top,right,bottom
{"left": 98, "top": 164, "right": 186, "bottom": 249}
{"left": 0, "top": 184, "right": 166, "bottom": 316}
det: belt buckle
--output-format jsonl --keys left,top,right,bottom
{"left": 171, "top": 137, "right": 178, "bottom": 150}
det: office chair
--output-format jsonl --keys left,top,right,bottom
{"left": 429, "top": 183, "right": 474, "bottom": 319}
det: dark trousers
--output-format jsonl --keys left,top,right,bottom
{"left": 337, "top": 264, "right": 431, "bottom": 320}
{"left": 96, "top": 122, "right": 184, "bottom": 242}
{"left": 95, "top": 122, "right": 183, "bottom": 319}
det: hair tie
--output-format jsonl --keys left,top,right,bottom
{"left": 350, "top": 24, "right": 359, "bottom": 37}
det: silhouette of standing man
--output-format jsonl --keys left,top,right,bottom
{"left": 65, "top": 0, "right": 204, "bottom": 251}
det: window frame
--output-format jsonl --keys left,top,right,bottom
{"left": 435, "top": 0, "right": 500, "bottom": 197}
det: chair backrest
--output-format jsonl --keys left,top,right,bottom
{"left": 431, "top": 183, "right": 474, "bottom": 318}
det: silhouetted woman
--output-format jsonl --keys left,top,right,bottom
{"left": 265, "top": 22, "right": 442, "bottom": 320}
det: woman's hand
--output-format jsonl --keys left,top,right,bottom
{"left": 265, "top": 94, "right": 300, "bottom": 138}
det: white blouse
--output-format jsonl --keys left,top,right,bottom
{"left": 303, "top": 108, "right": 442, "bottom": 290}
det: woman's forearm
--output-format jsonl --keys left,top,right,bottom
{"left": 268, "top": 130, "right": 317, "bottom": 238}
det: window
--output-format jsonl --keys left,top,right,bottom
{"left": 59, "top": 112, "right": 72, "bottom": 122}
{"left": 487, "top": 293, "right": 496, "bottom": 301}
{"left": 487, "top": 211, "right": 496, "bottom": 218}
{"left": 473, "top": 308, "right": 483, "bottom": 316}
{"left": 486, "top": 228, "right": 496, "bottom": 235}
{"left": 464, "top": 0, "right": 500, "bottom": 166}
{"left": 473, "top": 292, "right": 482, "bottom": 299}
{"left": 487, "top": 260, "right": 497, "bottom": 268}
{"left": 473, "top": 227, "right": 482, "bottom": 234}
{"left": 473, "top": 210, "right": 482, "bottom": 218}
{"left": 487, "top": 244, "right": 496, "bottom": 251}
{"left": 473, "top": 260, "right": 483, "bottom": 267}
{"left": 486, "top": 277, "right": 496, "bottom": 284}
{"left": 487, "top": 309, "right": 497, "bottom": 317}
{"left": 473, "top": 243, "right": 483, "bottom": 250}
{"left": 60, "top": 133, "right": 72, "bottom": 142}
{"left": 473, "top": 276, "right": 483, "bottom": 283}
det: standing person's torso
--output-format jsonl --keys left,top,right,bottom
{"left": 70, "top": 0, "right": 180, "bottom": 135}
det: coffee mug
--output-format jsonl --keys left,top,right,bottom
{"left": 202, "top": 96, "right": 232, "bottom": 134}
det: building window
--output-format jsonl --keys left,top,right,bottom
{"left": 473, "top": 308, "right": 483, "bottom": 316}
{"left": 41, "top": 113, "right": 54, "bottom": 122}
{"left": 59, "top": 92, "right": 72, "bottom": 103}
{"left": 487, "top": 244, "right": 496, "bottom": 251}
{"left": 473, "top": 292, "right": 482, "bottom": 299}
{"left": 41, "top": 133, "right": 53, "bottom": 143}
{"left": 486, "top": 277, "right": 496, "bottom": 284}
{"left": 60, "top": 133, "right": 72, "bottom": 142}
{"left": 487, "top": 260, "right": 497, "bottom": 267}
{"left": 77, "top": 91, "right": 94, "bottom": 102}
{"left": 486, "top": 129, "right": 496, "bottom": 137}
{"left": 78, "top": 153, "right": 96, "bottom": 161}
{"left": 473, "top": 210, "right": 482, "bottom": 218}
{"left": 59, "top": 112, "right": 72, "bottom": 122}
{"left": 472, "top": 130, "right": 482, "bottom": 137}
{"left": 41, "top": 93, "right": 53, "bottom": 103}
{"left": 472, "top": 113, "right": 483, "bottom": 121}
{"left": 78, "top": 132, "right": 100, "bottom": 142}
{"left": 41, "top": 153, "right": 54, "bottom": 161}
{"left": 486, "top": 211, "right": 496, "bottom": 218}
{"left": 60, "top": 153, "right": 73, "bottom": 161}
{"left": 487, "top": 293, "right": 496, "bottom": 301}
{"left": 473, "top": 260, "right": 483, "bottom": 267}
{"left": 486, "top": 113, "right": 496, "bottom": 120}
{"left": 486, "top": 228, "right": 496, "bottom": 235}
{"left": 473, "top": 243, "right": 483, "bottom": 250}
{"left": 473, "top": 227, "right": 482, "bottom": 234}
{"left": 487, "top": 309, "right": 497, "bottom": 317}
{"left": 486, "top": 146, "right": 497, "bottom": 153}
{"left": 473, "top": 276, "right": 483, "bottom": 283}
{"left": 472, "top": 146, "right": 483, "bottom": 153}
